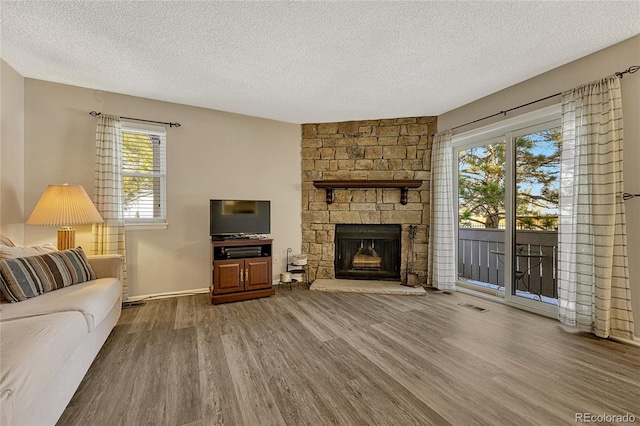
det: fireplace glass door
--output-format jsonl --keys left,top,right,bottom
{"left": 334, "top": 224, "right": 401, "bottom": 281}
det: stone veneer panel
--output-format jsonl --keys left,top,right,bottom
{"left": 301, "top": 116, "right": 436, "bottom": 283}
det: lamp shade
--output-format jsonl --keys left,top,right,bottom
{"left": 27, "top": 184, "right": 104, "bottom": 226}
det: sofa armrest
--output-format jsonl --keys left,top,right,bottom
{"left": 87, "top": 255, "right": 124, "bottom": 282}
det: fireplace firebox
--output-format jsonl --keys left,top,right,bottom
{"left": 334, "top": 224, "right": 401, "bottom": 280}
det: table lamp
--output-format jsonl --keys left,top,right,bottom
{"left": 27, "top": 184, "right": 104, "bottom": 250}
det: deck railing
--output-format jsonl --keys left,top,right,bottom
{"left": 458, "top": 228, "right": 558, "bottom": 299}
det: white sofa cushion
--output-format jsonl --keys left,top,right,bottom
{"left": 0, "top": 311, "right": 88, "bottom": 426}
{"left": 0, "top": 243, "right": 57, "bottom": 259}
{"left": 0, "top": 235, "right": 15, "bottom": 247}
{"left": 0, "top": 278, "right": 122, "bottom": 331}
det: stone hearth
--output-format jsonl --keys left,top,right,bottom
{"left": 301, "top": 116, "right": 436, "bottom": 283}
{"left": 310, "top": 279, "right": 427, "bottom": 296}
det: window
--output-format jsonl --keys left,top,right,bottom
{"left": 452, "top": 104, "right": 561, "bottom": 316}
{"left": 121, "top": 122, "right": 167, "bottom": 224}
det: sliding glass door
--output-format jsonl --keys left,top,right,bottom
{"left": 509, "top": 124, "right": 561, "bottom": 311}
{"left": 454, "top": 108, "right": 560, "bottom": 316}
{"left": 457, "top": 137, "right": 507, "bottom": 296}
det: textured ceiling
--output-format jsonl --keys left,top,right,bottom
{"left": 1, "top": 1, "right": 639, "bottom": 124}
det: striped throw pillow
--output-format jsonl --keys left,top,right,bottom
{"left": 0, "top": 247, "right": 96, "bottom": 302}
{"left": 59, "top": 247, "right": 96, "bottom": 284}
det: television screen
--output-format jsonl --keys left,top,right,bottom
{"left": 210, "top": 199, "right": 270, "bottom": 236}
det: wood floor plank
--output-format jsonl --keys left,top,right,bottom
{"left": 267, "top": 323, "right": 380, "bottom": 425}
{"left": 348, "top": 326, "right": 535, "bottom": 425}
{"left": 221, "top": 331, "right": 287, "bottom": 426}
{"left": 175, "top": 294, "right": 197, "bottom": 330}
{"left": 321, "top": 337, "right": 451, "bottom": 425}
{"left": 60, "top": 288, "right": 640, "bottom": 426}
{"left": 166, "top": 326, "right": 202, "bottom": 424}
{"left": 235, "top": 305, "right": 338, "bottom": 425}
{"left": 370, "top": 322, "right": 544, "bottom": 418}
{"left": 127, "top": 297, "right": 178, "bottom": 335}
{"left": 362, "top": 293, "right": 419, "bottom": 312}
{"left": 122, "top": 326, "right": 200, "bottom": 425}
{"left": 371, "top": 321, "right": 505, "bottom": 381}
{"left": 490, "top": 368, "right": 625, "bottom": 423}
{"left": 59, "top": 320, "right": 149, "bottom": 425}
{"left": 290, "top": 293, "right": 528, "bottom": 424}
{"left": 276, "top": 297, "right": 338, "bottom": 342}
{"left": 196, "top": 330, "right": 243, "bottom": 426}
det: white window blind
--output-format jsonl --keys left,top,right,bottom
{"left": 121, "top": 122, "right": 167, "bottom": 223}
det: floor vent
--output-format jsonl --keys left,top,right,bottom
{"left": 458, "top": 302, "right": 488, "bottom": 312}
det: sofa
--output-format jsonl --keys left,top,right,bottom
{"left": 0, "top": 236, "right": 123, "bottom": 426}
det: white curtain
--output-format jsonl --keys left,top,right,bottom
{"left": 92, "top": 114, "right": 128, "bottom": 301}
{"left": 558, "top": 76, "right": 634, "bottom": 339}
{"left": 428, "top": 131, "right": 456, "bottom": 291}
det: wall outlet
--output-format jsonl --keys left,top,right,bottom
{"left": 273, "top": 255, "right": 279, "bottom": 264}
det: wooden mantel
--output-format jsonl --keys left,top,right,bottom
{"left": 312, "top": 180, "right": 423, "bottom": 205}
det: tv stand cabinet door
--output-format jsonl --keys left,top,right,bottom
{"left": 213, "top": 260, "right": 243, "bottom": 294}
{"left": 244, "top": 257, "right": 272, "bottom": 291}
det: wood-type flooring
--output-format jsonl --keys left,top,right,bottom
{"left": 58, "top": 287, "right": 640, "bottom": 426}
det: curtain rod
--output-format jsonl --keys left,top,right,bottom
{"left": 89, "top": 111, "right": 181, "bottom": 128}
{"left": 442, "top": 65, "right": 639, "bottom": 134}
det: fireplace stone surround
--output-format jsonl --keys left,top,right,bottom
{"left": 301, "top": 116, "right": 436, "bottom": 283}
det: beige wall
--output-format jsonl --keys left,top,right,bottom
{"left": 0, "top": 59, "right": 25, "bottom": 244}
{"left": 438, "top": 35, "right": 640, "bottom": 338}
{"left": 23, "top": 79, "right": 301, "bottom": 298}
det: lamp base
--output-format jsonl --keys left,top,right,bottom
{"left": 57, "top": 228, "right": 75, "bottom": 250}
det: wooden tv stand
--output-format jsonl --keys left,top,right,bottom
{"left": 210, "top": 238, "right": 274, "bottom": 305}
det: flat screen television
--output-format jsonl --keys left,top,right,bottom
{"left": 210, "top": 199, "right": 270, "bottom": 237}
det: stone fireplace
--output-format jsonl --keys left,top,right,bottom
{"left": 301, "top": 116, "right": 436, "bottom": 284}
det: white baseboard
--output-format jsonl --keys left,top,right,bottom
{"left": 610, "top": 336, "right": 640, "bottom": 349}
{"left": 126, "top": 287, "right": 209, "bottom": 303}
